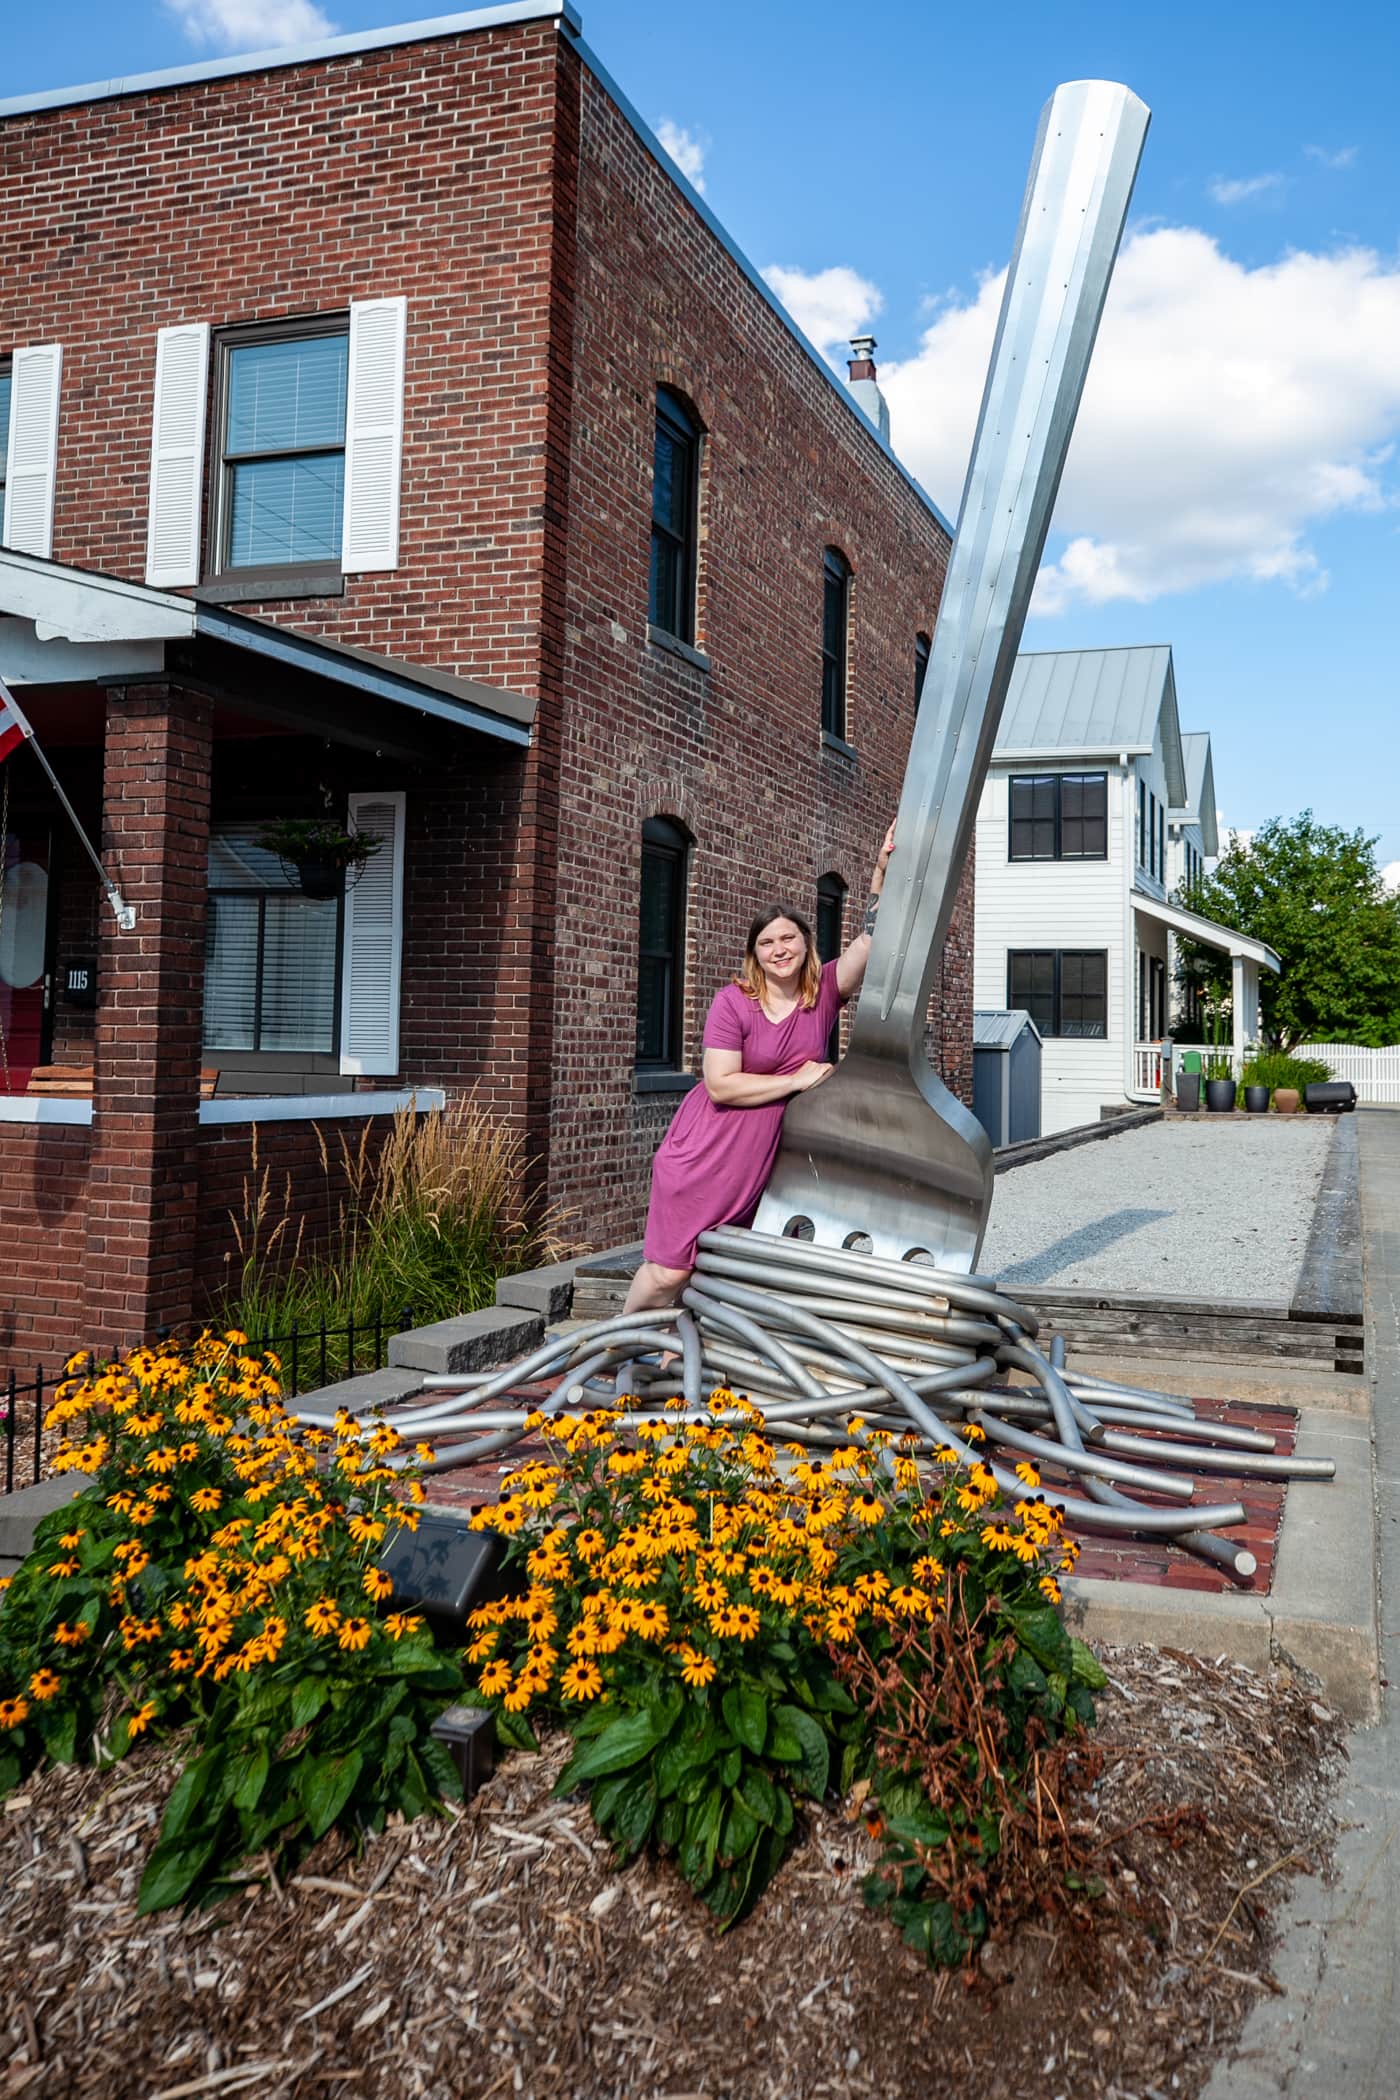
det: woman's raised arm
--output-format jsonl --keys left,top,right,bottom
{"left": 836, "top": 821, "right": 896, "bottom": 999}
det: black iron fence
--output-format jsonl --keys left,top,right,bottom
{"left": 2, "top": 1310, "right": 410, "bottom": 1498}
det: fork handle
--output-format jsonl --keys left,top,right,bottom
{"left": 851, "top": 80, "right": 1149, "bottom": 1058}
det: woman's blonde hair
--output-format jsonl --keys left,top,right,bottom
{"left": 736, "top": 904, "right": 823, "bottom": 1010}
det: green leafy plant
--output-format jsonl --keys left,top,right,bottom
{"left": 462, "top": 1399, "right": 1086, "bottom": 1942}
{"left": 252, "top": 817, "right": 381, "bottom": 872}
{"left": 0, "top": 1336, "right": 466, "bottom": 1911}
{"left": 1240, "top": 1049, "right": 1332, "bottom": 1097}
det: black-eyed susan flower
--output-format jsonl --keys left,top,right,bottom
{"left": 560, "top": 1659, "right": 603, "bottom": 1701}
{"left": 0, "top": 1696, "right": 30, "bottom": 1728}
{"left": 384, "top": 1613, "right": 422, "bottom": 1640}
{"left": 304, "top": 1597, "right": 341, "bottom": 1637}
{"left": 127, "top": 1700, "right": 159, "bottom": 1738}
{"left": 850, "top": 1492, "right": 883, "bottom": 1526}
{"left": 346, "top": 1515, "right": 386, "bottom": 1547}
{"left": 479, "top": 1657, "right": 512, "bottom": 1698}
{"left": 1039, "top": 1575, "right": 1063, "bottom": 1603}
{"left": 29, "top": 1670, "right": 61, "bottom": 1702}
{"left": 362, "top": 1567, "right": 394, "bottom": 1603}
{"left": 678, "top": 1645, "right": 716, "bottom": 1688}
{"left": 337, "top": 1617, "right": 373, "bottom": 1653}
{"left": 189, "top": 1487, "right": 222, "bottom": 1515}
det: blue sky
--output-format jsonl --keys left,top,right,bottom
{"left": 10, "top": 0, "right": 1400, "bottom": 868}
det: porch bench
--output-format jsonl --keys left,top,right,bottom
{"left": 26, "top": 1064, "right": 220, "bottom": 1098}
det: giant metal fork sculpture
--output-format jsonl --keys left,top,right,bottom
{"left": 755, "top": 80, "right": 1150, "bottom": 1273}
{"left": 298, "top": 84, "right": 1339, "bottom": 1586}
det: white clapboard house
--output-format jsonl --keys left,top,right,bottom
{"left": 972, "top": 647, "right": 1279, "bottom": 1135}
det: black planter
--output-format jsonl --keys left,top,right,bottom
{"left": 295, "top": 857, "right": 346, "bottom": 900}
{"left": 1176, "top": 1073, "right": 1201, "bottom": 1113}
{"left": 1243, "top": 1084, "right": 1270, "bottom": 1113}
{"left": 1205, "top": 1077, "right": 1237, "bottom": 1114}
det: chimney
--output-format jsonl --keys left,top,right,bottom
{"left": 846, "top": 334, "right": 890, "bottom": 444}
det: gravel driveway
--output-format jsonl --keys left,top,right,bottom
{"left": 979, "top": 1118, "right": 1334, "bottom": 1300}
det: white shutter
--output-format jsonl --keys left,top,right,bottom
{"left": 341, "top": 296, "right": 407, "bottom": 573}
{"left": 339, "top": 790, "right": 405, "bottom": 1076}
{"left": 145, "top": 323, "right": 210, "bottom": 587}
{"left": 3, "top": 344, "right": 63, "bottom": 557}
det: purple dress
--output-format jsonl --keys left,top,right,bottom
{"left": 642, "top": 960, "right": 845, "bottom": 1270}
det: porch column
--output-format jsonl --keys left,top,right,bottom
{"left": 84, "top": 685, "right": 212, "bottom": 1354}
{"left": 1231, "top": 953, "right": 1247, "bottom": 1077}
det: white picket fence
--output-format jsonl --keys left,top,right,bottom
{"left": 1298, "top": 1043, "right": 1400, "bottom": 1104}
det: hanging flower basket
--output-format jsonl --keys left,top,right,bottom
{"left": 253, "top": 819, "right": 381, "bottom": 899}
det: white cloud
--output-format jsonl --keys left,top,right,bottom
{"left": 165, "top": 0, "right": 337, "bottom": 50}
{"left": 655, "top": 119, "right": 707, "bottom": 194}
{"left": 760, "top": 263, "right": 883, "bottom": 362}
{"left": 1306, "top": 145, "right": 1358, "bottom": 170}
{"left": 879, "top": 225, "right": 1400, "bottom": 612}
{"left": 1382, "top": 860, "right": 1400, "bottom": 893}
{"left": 1210, "top": 171, "right": 1285, "bottom": 206}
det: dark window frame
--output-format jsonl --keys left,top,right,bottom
{"left": 635, "top": 815, "right": 690, "bottom": 1071}
{"left": 206, "top": 312, "right": 350, "bottom": 592}
{"left": 1007, "top": 770, "right": 1108, "bottom": 862}
{"left": 914, "top": 631, "right": 931, "bottom": 716}
{"left": 648, "top": 387, "right": 701, "bottom": 646}
{"left": 1137, "top": 778, "right": 1147, "bottom": 868}
{"left": 816, "top": 872, "right": 846, "bottom": 1063}
{"left": 1007, "top": 947, "right": 1109, "bottom": 1039}
{"left": 821, "top": 548, "right": 851, "bottom": 742}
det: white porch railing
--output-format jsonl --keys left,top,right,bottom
{"left": 1298, "top": 1043, "right": 1400, "bottom": 1104}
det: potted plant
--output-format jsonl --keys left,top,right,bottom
{"left": 1243, "top": 1083, "right": 1270, "bottom": 1113}
{"left": 1241, "top": 1050, "right": 1331, "bottom": 1118}
{"left": 254, "top": 817, "right": 382, "bottom": 899}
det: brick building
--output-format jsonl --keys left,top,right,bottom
{"left": 0, "top": 1, "right": 969, "bottom": 1370}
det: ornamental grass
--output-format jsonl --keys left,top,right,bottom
{"left": 0, "top": 1334, "right": 465, "bottom": 1913}
{"left": 464, "top": 1396, "right": 1106, "bottom": 1950}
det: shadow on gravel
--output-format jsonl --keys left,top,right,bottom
{"left": 994, "top": 1206, "right": 1173, "bottom": 1287}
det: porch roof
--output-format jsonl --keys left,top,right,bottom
{"left": 0, "top": 549, "right": 535, "bottom": 749}
{"left": 1131, "top": 889, "right": 1280, "bottom": 972}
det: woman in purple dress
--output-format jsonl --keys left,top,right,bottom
{"left": 623, "top": 824, "right": 895, "bottom": 1316}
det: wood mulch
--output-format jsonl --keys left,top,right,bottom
{"left": 0, "top": 1645, "right": 1344, "bottom": 2100}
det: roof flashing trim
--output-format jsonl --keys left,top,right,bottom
{"left": 1130, "top": 889, "right": 1281, "bottom": 972}
{"left": 0, "top": 2, "right": 580, "bottom": 120}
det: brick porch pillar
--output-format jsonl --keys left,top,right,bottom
{"left": 84, "top": 686, "right": 212, "bottom": 1354}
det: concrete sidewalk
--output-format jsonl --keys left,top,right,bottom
{"left": 1202, "top": 1106, "right": 1400, "bottom": 2099}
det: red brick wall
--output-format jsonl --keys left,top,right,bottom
{"left": 543, "top": 55, "right": 970, "bottom": 1248}
{"left": 0, "top": 1123, "right": 91, "bottom": 1367}
{"left": 0, "top": 19, "right": 974, "bottom": 1329}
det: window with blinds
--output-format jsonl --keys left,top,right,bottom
{"left": 204, "top": 830, "right": 340, "bottom": 1054}
{"left": 214, "top": 324, "right": 349, "bottom": 576}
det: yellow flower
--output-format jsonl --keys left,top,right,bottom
{"left": 169, "top": 1649, "right": 196, "bottom": 1672}
{"left": 29, "top": 1669, "right": 61, "bottom": 1702}
{"left": 1014, "top": 1460, "right": 1042, "bottom": 1489}
{"left": 678, "top": 1645, "right": 716, "bottom": 1688}
{"left": 850, "top": 1493, "right": 884, "bottom": 1526}
{"left": 346, "top": 1515, "right": 387, "bottom": 1547}
{"left": 633, "top": 1601, "right": 670, "bottom": 1641}
{"left": 825, "top": 1608, "right": 857, "bottom": 1645}
{"left": 58, "top": 1530, "right": 85, "bottom": 1550}
{"left": 52, "top": 1620, "right": 91, "bottom": 1648}
{"left": 337, "top": 1617, "right": 373, "bottom": 1653}
{"left": 479, "top": 1658, "right": 512, "bottom": 1698}
{"left": 304, "top": 1597, "right": 341, "bottom": 1637}
{"left": 0, "top": 1697, "right": 30, "bottom": 1728}
{"left": 887, "top": 1584, "right": 931, "bottom": 1616}
{"left": 573, "top": 1527, "right": 606, "bottom": 1563}
{"left": 190, "top": 1487, "right": 222, "bottom": 1515}
{"left": 560, "top": 1659, "right": 603, "bottom": 1701}
{"left": 1039, "top": 1575, "right": 1063, "bottom": 1604}
{"left": 127, "top": 1700, "right": 159, "bottom": 1739}
{"left": 362, "top": 1567, "right": 395, "bottom": 1603}
{"left": 46, "top": 1558, "right": 80, "bottom": 1580}
{"left": 385, "top": 1613, "right": 422, "bottom": 1639}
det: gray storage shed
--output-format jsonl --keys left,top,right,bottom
{"left": 972, "top": 1009, "right": 1043, "bottom": 1148}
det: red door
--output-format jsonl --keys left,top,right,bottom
{"left": 0, "top": 833, "right": 50, "bottom": 1096}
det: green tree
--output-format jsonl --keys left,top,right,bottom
{"left": 1178, "top": 811, "right": 1400, "bottom": 1050}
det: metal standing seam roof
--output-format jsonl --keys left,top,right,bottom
{"left": 1174, "top": 731, "right": 1219, "bottom": 855}
{"left": 973, "top": 1009, "right": 1043, "bottom": 1050}
{"left": 994, "top": 644, "right": 1187, "bottom": 806}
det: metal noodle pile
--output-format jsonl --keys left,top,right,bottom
{"left": 293, "top": 1227, "right": 1336, "bottom": 1584}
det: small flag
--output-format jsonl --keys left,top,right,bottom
{"left": 0, "top": 679, "right": 34, "bottom": 765}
